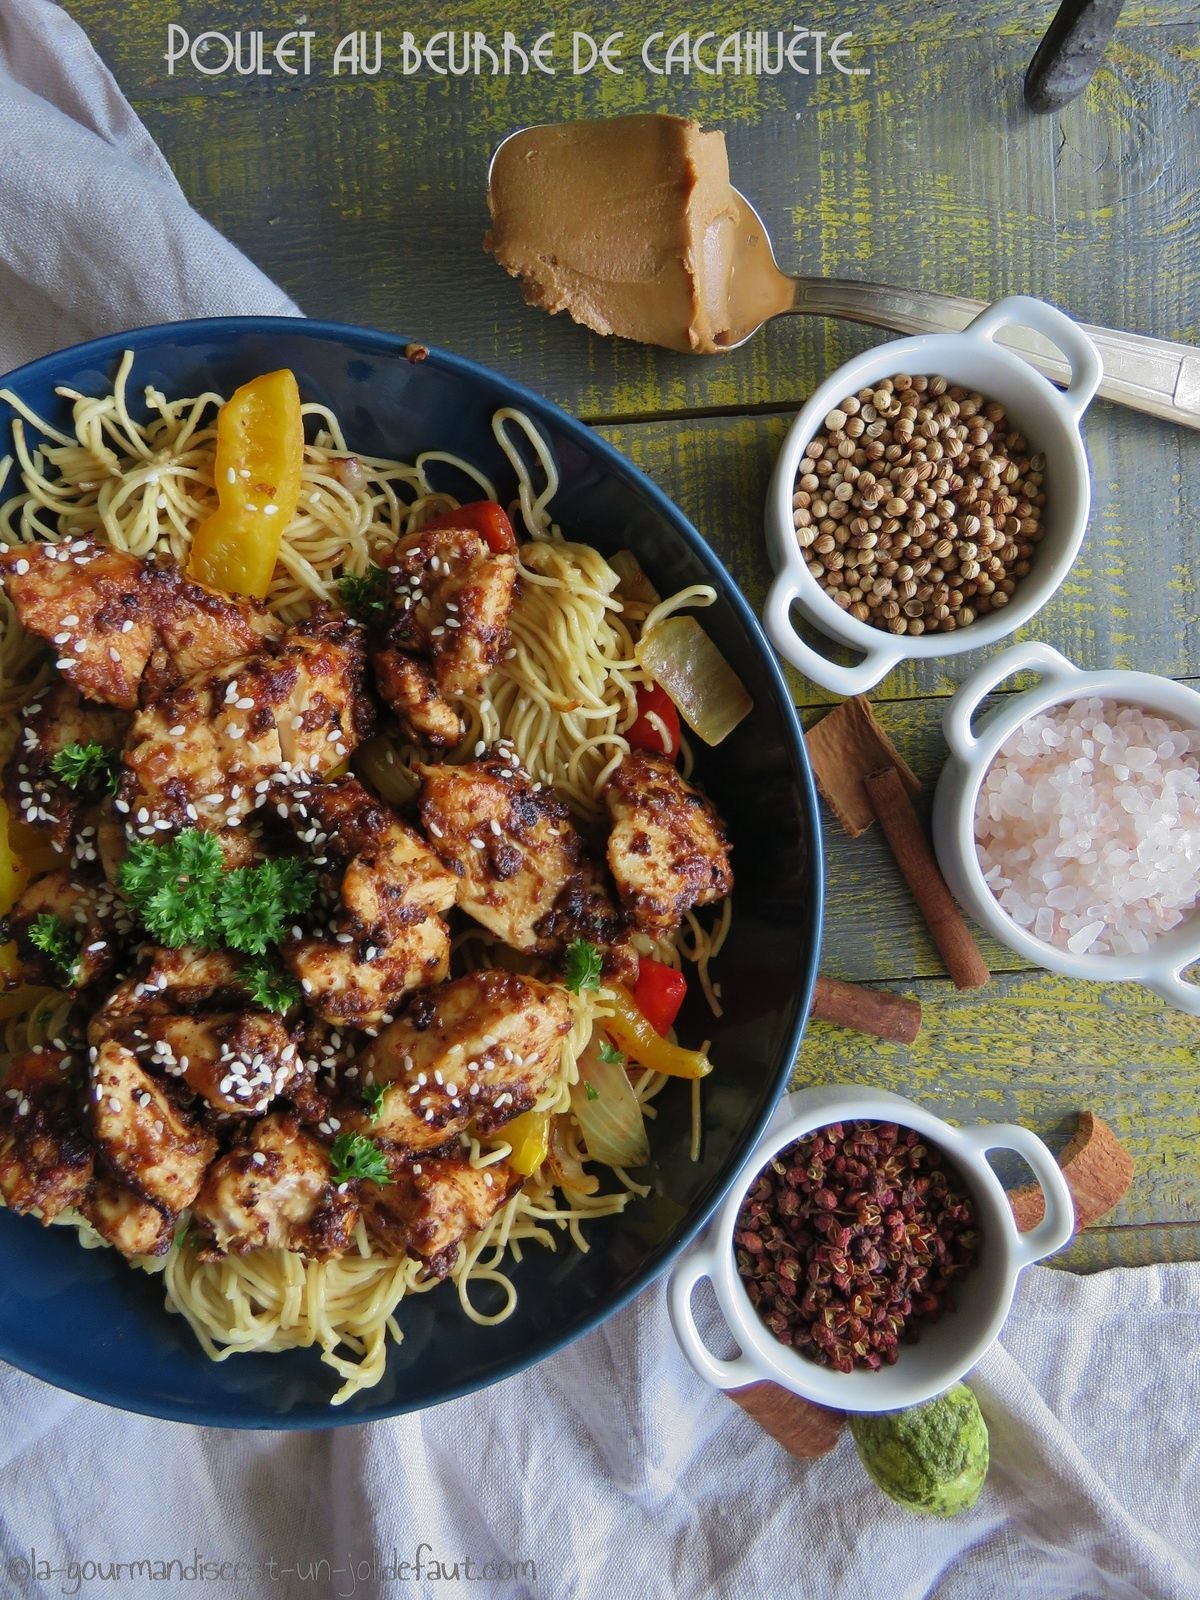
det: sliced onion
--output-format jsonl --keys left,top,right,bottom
{"left": 545, "top": 1116, "right": 600, "bottom": 1196}
{"left": 569, "top": 1038, "right": 650, "bottom": 1170}
{"left": 635, "top": 615, "right": 752, "bottom": 747}
{"left": 608, "top": 549, "right": 661, "bottom": 608}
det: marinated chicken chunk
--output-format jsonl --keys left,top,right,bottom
{"left": 350, "top": 969, "right": 572, "bottom": 1146}
{"left": 120, "top": 609, "right": 371, "bottom": 833}
{"left": 0, "top": 1049, "right": 92, "bottom": 1223}
{"left": 0, "top": 539, "right": 280, "bottom": 709}
{"left": 360, "top": 1155, "right": 522, "bottom": 1276}
{"left": 2, "top": 682, "right": 128, "bottom": 852}
{"left": 605, "top": 752, "right": 732, "bottom": 934}
{"left": 374, "top": 524, "right": 517, "bottom": 745}
{"left": 418, "top": 753, "right": 634, "bottom": 975}
{"left": 280, "top": 778, "right": 457, "bottom": 1028}
{"left": 83, "top": 1174, "right": 173, "bottom": 1258}
{"left": 90, "top": 946, "right": 251, "bottom": 1037}
{"left": 1, "top": 867, "right": 130, "bottom": 990}
{"left": 371, "top": 647, "right": 461, "bottom": 747}
{"left": 190, "top": 1113, "right": 357, "bottom": 1258}
{"left": 129, "top": 1013, "right": 302, "bottom": 1118}
{"left": 89, "top": 1039, "right": 216, "bottom": 1213}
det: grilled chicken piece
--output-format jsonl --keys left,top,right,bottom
{"left": 0, "top": 1049, "right": 93, "bottom": 1223}
{"left": 128, "top": 1013, "right": 302, "bottom": 1118}
{"left": 371, "top": 647, "right": 461, "bottom": 747}
{"left": 349, "top": 969, "right": 572, "bottom": 1147}
{"left": 1, "top": 867, "right": 130, "bottom": 991}
{"left": 89, "top": 1039, "right": 216, "bottom": 1213}
{"left": 90, "top": 946, "right": 251, "bottom": 1038}
{"left": 120, "top": 610, "right": 371, "bottom": 834}
{"left": 190, "top": 1112, "right": 357, "bottom": 1258}
{"left": 2, "top": 682, "right": 128, "bottom": 852}
{"left": 280, "top": 778, "right": 458, "bottom": 1028}
{"left": 0, "top": 539, "right": 280, "bottom": 709}
{"left": 373, "top": 524, "right": 517, "bottom": 745}
{"left": 360, "top": 1155, "right": 522, "bottom": 1276}
{"left": 417, "top": 753, "right": 634, "bottom": 975}
{"left": 605, "top": 752, "right": 732, "bottom": 934}
{"left": 82, "top": 1174, "right": 173, "bottom": 1258}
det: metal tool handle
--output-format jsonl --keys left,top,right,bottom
{"left": 786, "top": 277, "right": 1200, "bottom": 431}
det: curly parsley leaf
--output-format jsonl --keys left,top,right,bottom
{"left": 49, "top": 742, "right": 120, "bottom": 793}
{"left": 119, "top": 830, "right": 315, "bottom": 955}
{"left": 217, "top": 858, "right": 317, "bottom": 955}
{"left": 563, "top": 938, "right": 603, "bottom": 994}
{"left": 329, "top": 1131, "right": 391, "bottom": 1186}
{"left": 361, "top": 1082, "right": 388, "bottom": 1123}
{"left": 337, "top": 564, "right": 390, "bottom": 622}
{"left": 27, "top": 913, "right": 81, "bottom": 985}
{"left": 242, "top": 955, "right": 301, "bottom": 1015}
{"left": 119, "top": 829, "right": 225, "bottom": 947}
{"left": 583, "top": 1080, "right": 600, "bottom": 1101}
{"left": 598, "top": 1040, "right": 625, "bottom": 1065}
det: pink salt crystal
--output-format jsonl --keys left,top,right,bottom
{"left": 973, "top": 699, "right": 1200, "bottom": 956}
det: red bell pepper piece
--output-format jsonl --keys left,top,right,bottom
{"left": 626, "top": 682, "right": 681, "bottom": 759}
{"left": 423, "top": 500, "right": 517, "bottom": 554}
{"left": 632, "top": 957, "right": 687, "bottom": 1035}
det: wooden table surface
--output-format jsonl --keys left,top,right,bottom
{"left": 70, "top": 0, "right": 1200, "bottom": 1269}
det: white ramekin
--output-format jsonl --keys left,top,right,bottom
{"left": 763, "top": 296, "right": 1103, "bottom": 696}
{"left": 668, "top": 1084, "right": 1073, "bottom": 1413}
{"left": 932, "top": 639, "right": 1200, "bottom": 1014}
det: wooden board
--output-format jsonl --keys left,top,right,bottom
{"left": 60, "top": 0, "right": 1200, "bottom": 1269}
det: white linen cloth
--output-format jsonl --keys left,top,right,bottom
{"left": 0, "top": 7, "right": 1197, "bottom": 1598}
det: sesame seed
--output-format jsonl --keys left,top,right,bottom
{"left": 121, "top": 619, "right": 134, "bottom": 632}
{"left": 263, "top": 504, "right": 279, "bottom": 516}
{"left": 169, "top": 724, "right": 185, "bottom": 737}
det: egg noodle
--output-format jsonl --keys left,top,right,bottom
{"left": 0, "top": 353, "right": 731, "bottom": 1402}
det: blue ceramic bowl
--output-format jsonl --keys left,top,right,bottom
{"left": 0, "top": 320, "right": 822, "bottom": 1427}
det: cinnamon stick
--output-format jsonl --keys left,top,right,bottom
{"left": 806, "top": 696, "right": 920, "bottom": 838}
{"left": 810, "top": 976, "right": 921, "bottom": 1044}
{"left": 863, "top": 765, "right": 990, "bottom": 991}
{"left": 728, "top": 1383, "right": 845, "bottom": 1458}
{"left": 1009, "top": 1111, "right": 1134, "bottom": 1232}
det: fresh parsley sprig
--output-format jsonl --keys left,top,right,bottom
{"left": 564, "top": 938, "right": 603, "bottom": 994}
{"left": 337, "top": 564, "right": 390, "bottom": 622}
{"left": 27, "top": 913, "right": 82, "bottom": 985}
{"left": 242, "top": 955, "right": 302, "bottom": 1015}
{"left": 361, "top": 1082, "right": 389, "bottom": 1123}
{"left": 329, "top": 1131, "right": 391, "bottom": 1186}
{"left": 49, "top": 742, "right": 120, "bottom": 793}
{"left": 118, "top": 829, "right": 316, "bottom": 956}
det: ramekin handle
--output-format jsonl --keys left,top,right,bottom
{"left": 763, "top": 569, "right": 905, "bottom": 697}
{"left": 1144, "top": 964, "right": 1200, "bottom": 1016}
{"left": 958, "top": 1122, "right": 1076, "bottom": 1268}
{"left": 966, "top": 295, "right": 1103, "bottom": 421}
{"left": 668, "top": 1246, "right": 765, "bottom": 1391}
{"left": 942, "top": 640, "right": 1080, "bottom": 756}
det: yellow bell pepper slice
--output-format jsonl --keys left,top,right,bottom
{"left": 503, "top": 1109, "right": 551, "bottom": 1176}
{"left": 603, "top": 985, "right": 713, "bottom": 1080}
{"left": 187, "top": 369, "right": 304, "bottom": 599}
{"left": 0, "top": 983, "right": 53, "bottom": 1021}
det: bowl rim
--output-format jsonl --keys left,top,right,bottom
{"left": 0, "top": 315, "right": 825, "bottom": 1428}
{"left": 938, "top": 656, "right": 1200, "bottom": 977}
{"left": 762, "top": 301, "right": 1099, "bottom": 695}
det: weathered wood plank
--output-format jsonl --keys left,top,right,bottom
{"left": 64, "top": 3, "right": 1200, "bottom": 421}
{"left": 792, "top": 968, "right": 1200, "bottom": 1236}
{"left": 1052, "top": 1223, "right": 1200, "bottom": 1271}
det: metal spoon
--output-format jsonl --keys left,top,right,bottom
{"left": 487, "top": 129, "right": 1199, "bottom": 431}
{"left": 717, "top": 186, "right": 1199, "bottom": 431}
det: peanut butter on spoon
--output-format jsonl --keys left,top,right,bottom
{"left": 485, "top": 115, "right": 789, "bottom": 355}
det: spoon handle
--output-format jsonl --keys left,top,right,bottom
{"left": 783, "top": 277, "right": 1200, "bottom": 431}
